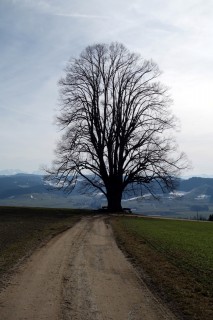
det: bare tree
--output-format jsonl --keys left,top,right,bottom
{"left": 47, "top": 42, "right": 187, "bottom": 212}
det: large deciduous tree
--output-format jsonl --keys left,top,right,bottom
{"left": 47, "top": 42, "right": 187, "bottom": 212}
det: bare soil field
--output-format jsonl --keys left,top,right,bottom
{"left": 0, "top": 206, "right": 84, "bottom": 285}
{"left": 0, "top": 215, "right": 177, "bottom": 320}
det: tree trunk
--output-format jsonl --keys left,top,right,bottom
{"left": 106, "top": 184, "right": 123, "bottom": 212}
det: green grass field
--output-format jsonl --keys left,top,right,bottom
{"left": 111, "top": 216, "right": 213, "bottom": 320}
{"left": 120, "top": 218, "right": 212, "bottom": 277}
{"left": 0, "top": 206, "right": 88, "bottom": 286}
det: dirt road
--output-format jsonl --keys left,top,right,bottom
{"left": 0, "top": 216, "right": 177, "bottom": 320}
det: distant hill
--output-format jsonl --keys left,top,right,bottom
{"left": 0, "top": 173, "right": 105, "bottom": 209}
{"left": 0, "top": 173, "right": 213, "bottom": 218}
{"left": 0, "top": 174, "right": 45, "bottom": 198}
{"left": 178, "top": 177, "right": 213, "bottom": 191}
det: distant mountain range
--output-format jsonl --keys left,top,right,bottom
{"left": 0, "top": 173, "right": 104, "bottom": 210}
{"left": 0, "top": 173, "right": 212, "bottom": 218}
{"left": 0, "top": 169, "right": 44, "bottom": 175}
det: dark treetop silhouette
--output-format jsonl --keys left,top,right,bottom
{"left": 47, "top": 42, "right": 187, "bottom": 212}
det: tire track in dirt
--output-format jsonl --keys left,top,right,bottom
{"left": 0, "top": 216, "right": 177, "bottom": 320}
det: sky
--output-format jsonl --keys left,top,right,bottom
{"left": 0, "top": 0, "right": 213, "bottom": 177}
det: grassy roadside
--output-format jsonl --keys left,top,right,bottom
{"left": 0, "top": 206, "right": 89, "bottom": 286}
{"left": 110, "top": 216, "right": 213, "bottom": 320}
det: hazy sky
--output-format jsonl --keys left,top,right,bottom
{"left": 1, "top": 0, "right": 213, "bottom": 177}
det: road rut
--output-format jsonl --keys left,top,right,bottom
{"left": 0, "top": 216, "right": 177, "bottom": 320}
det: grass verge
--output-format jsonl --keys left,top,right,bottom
{"left": 110, "top": 216, "right": 213, "bottom": 320}
{"left": 0, "top": 206, "right": 89, "bottom": 286}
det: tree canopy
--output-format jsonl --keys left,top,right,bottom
{"left": 47, "top": 42, "right": 187, "bottom": 212}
